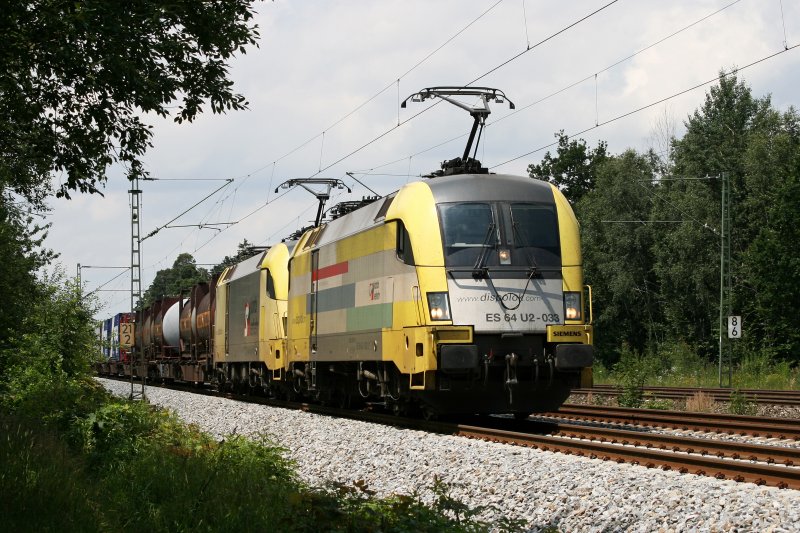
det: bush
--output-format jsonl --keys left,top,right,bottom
{"left": 0, "top": 269, "right": 103, "bottom": 429}
{"left": 728, "top": 389, "right": 758, "bottom": 416}
{"left": 641, "top": 396, "right": 673, "bottom": 410}
{"left": 613, "top": 346, "right": 658, "bottom": 408}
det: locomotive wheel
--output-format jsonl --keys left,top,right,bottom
{"left": 421, "top": 404, "right": 439, "bottom": 421}
{"left": 389, "top": 399, "right": 409, "bottom": 417}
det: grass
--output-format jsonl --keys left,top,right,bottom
{"left": 685, "top": 391, "right": 715, "bottom": 413}
{"left": 0, "top": 417, "right": 105, "bottom": 532}
{"left": 1, "top": 379, "right": 527, "bottom": 532}
{"left": 593, "top": 344, "right": 799, "bottom": 390}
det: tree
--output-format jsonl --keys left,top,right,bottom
{"left": 211, "top": 239, "right": 260, "bottom": 276}
{"left": 0, "top": 193, "right": 55, "bottom": 361}
{"left": 737, "top": 106, "right": 800, "bottom": 360}
{"left": 142, "top": 253, "right": 209, "bottom": 306}
{"left": 528, "top": 131, "right": 608, "bottom": 204}
{"left": 576, "top": 150, "right": 662, "bottom": 364}
{"left": 1, "top": 1, "right": 259, "bottom": 204}
{"left": 654, "top": 72, "right": 800, "bottom": 361}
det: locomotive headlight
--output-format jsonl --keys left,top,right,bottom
{"left": 564, "top": 292, "right": 582, "bottom": 321}
{"left": 427, "top": 292, "right": 451, "bottom": 321}
{"left": 498, "top": 248, "right": 511, "bottom": 265}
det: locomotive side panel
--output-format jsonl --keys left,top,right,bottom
{"left": 223, "top": 256, "right": 263, "bottom": 362}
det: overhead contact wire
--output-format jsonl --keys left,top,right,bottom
{"left": 358, "top": 0, "right": 745, "bottom": 174}
{"left": 159, "top": 1, "right": 507, "bottom": 262}
{"left": 304, "top": 1, "right": 620, "bottom": 181}
{"left": 490, "top": 43, "right": 800, "bottom": 169}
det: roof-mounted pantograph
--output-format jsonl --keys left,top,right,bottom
{"left": 402, "top": 87, "right": 515, "bottom": 176}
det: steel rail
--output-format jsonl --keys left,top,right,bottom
{"left": 449, "top": 424, "right": 800, "bottom": 490}
{"left": 572, "top": 385, "right": 800, "bottom": 405}
{"left": 546, "top": 421, "right": 800, "bottom": 466}
{"left": 547, "top": 405, "right": 800, "bottom": 440}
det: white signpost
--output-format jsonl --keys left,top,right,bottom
{"left": 727, "top": 315, "right": 742, "bottom": 339}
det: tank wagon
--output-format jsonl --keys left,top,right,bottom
{"left": 177, "top": 281, "right": 215, "bottom": 383}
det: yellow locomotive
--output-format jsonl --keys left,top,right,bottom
{"left": 276, "top": 87, "right": 593, "bottom": 416}
{"left": 282, "top": 172, "right": 593, "bottom": 416}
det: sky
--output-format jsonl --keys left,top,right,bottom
{"left": 45, "top": 0, "right": 800, "bottom": 318}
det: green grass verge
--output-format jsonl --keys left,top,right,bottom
{"left": 1, "top": 379, "right": 528, "bottom": 532}
{"left": 593, "top": 344, "right": 799, "bottom": 390}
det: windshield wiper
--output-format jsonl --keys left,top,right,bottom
{"left": 472, "top": 222, "right": 496, "bottom": 278}
{"left": 512, "top": 221, "right": 538, "bottom": 276}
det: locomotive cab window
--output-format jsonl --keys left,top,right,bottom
{"left": 507, "top": 203, "right": 561, "bottom": 268}
{"left": 439, "top": 202, "right": 497, "bottom": 267}
{"left": 438, "top": 201, "right": 561, "bottom": 268}
{"left": 265, "top": 269, "right": 276, "bottom": 299}
{"left": 395, "top": 221, "right": 415, "bottom": 265}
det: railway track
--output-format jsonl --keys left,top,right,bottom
{"left": 572, "top": 385, "right": 800, "bottom": 406}
{"left": 449, "top": 421, "right": 800, "bottom": 490}
{"left": 544, "top": 404, "right": 800, "bottom": 440}
{"left": 98, "top": 376, "right": 800, "bottom": 490}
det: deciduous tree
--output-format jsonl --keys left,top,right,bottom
{"left": 1, "top": 1, "right": 259, "bottom": 204}
{"left": 528, "top": 131, "right": 608, "bottom": 204}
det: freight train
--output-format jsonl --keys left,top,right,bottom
{"left": 97, "top": 87, "right": 594, "bottom": 417}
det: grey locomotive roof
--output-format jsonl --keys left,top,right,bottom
{"left": 310, "top": 173, "right": 554, "bottom": 248}
{"left": 426, "top": 173, "right": 555, "bottom": 204}
{"left": 226, "top": 251, "right": 266, "bottom": 282}
{"left": 314, "top": 196, "right": 390, "bottom": 248}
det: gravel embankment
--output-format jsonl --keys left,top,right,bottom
{"left": 98, "top": 379, "right": 800, "bottom": 532}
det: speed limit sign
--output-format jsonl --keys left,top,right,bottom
{"left": 727, "top": 316, "right": 742, "bottom": 339}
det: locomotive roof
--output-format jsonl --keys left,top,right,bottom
{"left": 426, "top": 173, "right": 555, "bottom": 204}
{"left": 309, "top": 173, "right": 554, "bottom": 248}
{"left": 222, "top": 250, "right": 266, "bottom": 283}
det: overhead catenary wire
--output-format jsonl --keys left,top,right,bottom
{"left": 143, "top": 0, "right": 621, "bottom": 269}
{"left": 490, "top": 43, "right": 800, "bottom": 169}
{"left": 299, "top": 0, "right": 621, "bottom": 183}
{"left": 354, "top": 0, "right": 743, "bottom": 178}
{"left": 142, "top": 179, "right": 233, "bottom": 241}
{"left": 780, "top": 0, "right": 789, "bottom": 49}
{"left": 248, "top": 0, "right": 505, "bottom": 178}
{"left": 84, "top": 267, "right": 131, "bottom": 298}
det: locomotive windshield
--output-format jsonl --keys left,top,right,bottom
{"left": 439, "top": 201, "right": 560, "bottom": 268}
{"left": 508, "top": 203, "right": 560, "bottom": 267}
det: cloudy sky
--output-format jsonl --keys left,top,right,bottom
{"left": 46, "top": 0, "right": 800, "bottom": 317}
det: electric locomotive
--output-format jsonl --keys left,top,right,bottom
{"left": 283, "top": 88, "right": 593, "bottom": 416}
{"left": 214, "top": 241, "right": 294, "bottom": 392}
